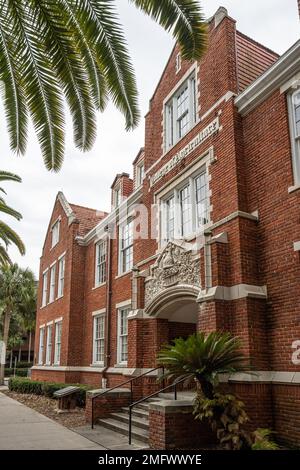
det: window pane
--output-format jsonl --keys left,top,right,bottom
{"left": 180, "top": 185, "right": 192, "bottom": 236}
{"left": 120, "top": 221, "right": 133, "bottom": 273}
{"left": 294, "top": 93, "right": 300, "bottom": 137}
{"left": 195, "top": 173, "right": 209, "bottom": 227}
{"left": 178, "top": 112, "right": 190, "bottom": 138}
{"left": 177, "top": 85, "right": 189, "bottom": 118}
{"left": 166, "top": 197, "right": 175, "bottom": 241}
{"left": 119, "top": 309, "right": 129, "bottom": 363}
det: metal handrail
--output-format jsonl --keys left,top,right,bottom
{"left": 128, "top": 376, "right": 188, "bottom": 444}
{"left": 91, "top": 366, "right": 164, "bottom": 428}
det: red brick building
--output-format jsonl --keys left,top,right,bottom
{"left": 32, "top": 7, "right": 300, "bottom": 446}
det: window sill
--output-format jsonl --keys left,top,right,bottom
{"left": 92, "top": 282, "right": 106, "bottom": 291}
{"left": 90, "top": 362, "right": 104, "bottom": 367}
{"left": 115, "top": 271, "right": 132, "bottom": 280}
{"left": 56, "top": 295, "right": 63, "bottom": 300}
{"left": 114, "top": 363, "right": 128, "bottom": 368}
{"left": 163, "top": 119, "right": 200, "bottom": 158}
{"left": 288, "top": 184, "right": 300, "bottom": 194}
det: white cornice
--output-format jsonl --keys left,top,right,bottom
{"left": 57, "top": 191, "right": 77, "bottom": 226}
{"left": 76, "top": 187, "right": 143, "bottom": 246}
{"left": 235, "top": 40, "right": 300, "bottom": 116}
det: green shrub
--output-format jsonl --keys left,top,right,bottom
{"left": 5, "top": 368, "right": 28, "bottom": 377}
{"left": 16, "top": 362, "right": 33, "bottom": 369}
{"left": 9, "top": 377, "right": 43, "bottom": 395}
{"left": 8, "top": 377, "right": 90, "bottom": 407}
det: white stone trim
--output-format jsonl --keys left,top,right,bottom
{"left": 39, "top": 324, "right": 45, "bottom": 329}
{"left": 235, "top": 40, "right": 300, "bottom": 116}
{"left": 58, "top": 251, "right": 66, "bottom": 260}
{"left": 92, "top": 308, "right": 106, "bottom": 316}
{"left": 201, "top": 91, "right": 235, "bottom": 121}
{"left": 31, "top": 365, "right": 105, "bottom": 373}
{"left": 294, "top": 241, "right": 300, "bottom": 251}
{"left": 116, "top": 299, "right": 132, "bottom": 309}
{"left": 280, "top": 72, "right": 300, "bottom": 94}
{"left": 54, "top": 317, "right": 63, "bottom": 323}
{"left": 127, "top": 309, "right": 151, "bottom": 320}
{"left": 46, "top": 321, "right": 54, "bottom": 326}
{"left": 49, "top": 260, "right": 57, "bottom": 268}
{"left": 57, "top": 191, "right": 77, "bottom": 225}
{"left": 219, "top": 371, "right": 300, "bottom": 385}
{"left": 197, "top": 284, "right": 267, "bottom": 303}
{"left": 205, "top": 210, "right": 259, "bottom": 232}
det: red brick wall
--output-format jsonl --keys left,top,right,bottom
{"left": 149, "top": 405, "right": 217, "bottom": 450}
{"left": 242, "top": 89, "right": 300, "bottom": 371}
{"left": 236, "top": 31, "right": 279, "bottom": 92}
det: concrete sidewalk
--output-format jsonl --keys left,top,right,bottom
{"left": 0, "top": 392, "right": 105, "bottom": 450}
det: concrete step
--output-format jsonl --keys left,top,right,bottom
{"left": 97, "top": 417, "right": 149, "bottom": 444}
{"left": 110, "top": 412, "right": 149, "bottom": 430}
{"left": 134, "top": 402, "right": 150, "bottom": 412}
{"left": 122, "top": 407, "right": 149, "bottom": 420}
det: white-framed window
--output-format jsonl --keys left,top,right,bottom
{"left": 49, "top": 264, "right": 56, "bottom": 303}
{"left": 95, "top": 241, "right": 106, "bottom": 286}
{"left": 117, "top": 307, "right": 130, "bottom": 364}
{"left": 42, "top": 270, "right": 48, "bottom": 307}
{"left": 161, "top": 169, "right": 209, "bottom": 242}
{"left": 54, "top": 321, "right": 62, "bottom": 365}
{"left": 119, "top": 220, "right": 133, "bottom": 274}
{"left": 38, "top": 327, "right": 45, "bottom": 364}
{"left": 136, "top": 162, "right": 145, "bottom": 187}
{"left": 288, "top": 89, "right": 300, "bottom": 184}
{"left": 165, "top": 71, "right": 197, "bottom": 151}
{"left": 57, "top": 255, "right": 65, "bottom": 298}
{"left": 51, "top": 220, "right": 60, "bottom": 248}
{"left": 45, "top": 324, "right": 53, "bottom": 365}
{"left": 93, "top": 314, "right": 105, "bottom": 364}
{"left": 114, "top": 186, "right": 122, "bottom": 208}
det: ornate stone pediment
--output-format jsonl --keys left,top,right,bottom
{"left": 144, "top": 241, "right": 201, "bottom": 307}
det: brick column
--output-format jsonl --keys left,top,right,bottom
{"left": 149, "top": 401, "right": 217, "bottom": 449}
{"left": 86, "top": 388, "right": 131, "bottom": 424}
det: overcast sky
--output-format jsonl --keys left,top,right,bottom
{"left": 0, "top": 0, "right": 299, "bottom": 277}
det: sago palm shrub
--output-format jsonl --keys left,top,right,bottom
{"left": 158, "top": 332, "right": 278, "bottom": 450}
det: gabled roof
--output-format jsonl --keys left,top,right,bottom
{"left": 110, "top": 173, "right": 131, "bottom": 189}
{"left": 69, "top": 203, "right": 107, "bottom": 236}
{"left": 132, "top": 147, "right": 145, "bottom": 166}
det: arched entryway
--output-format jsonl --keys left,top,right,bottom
{"left": 144, "top": 285, "right": 199, "bottom": 346}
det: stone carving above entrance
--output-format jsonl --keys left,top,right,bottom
{"left": 144, "top": 242, "right": 201, "bottom": 307}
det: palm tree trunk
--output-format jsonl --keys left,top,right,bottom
{"left": 0, "top": 310, "right": 11, "bottom": 385}
{"left": 196, "top": 375, "right": 215, "bottom": 400}
{"left": 28, "top": 331, "right": 32, "bottom": 364}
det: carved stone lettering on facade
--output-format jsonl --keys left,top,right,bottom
{"left": 144, "top": 242, "right": 201, "bottom": 306}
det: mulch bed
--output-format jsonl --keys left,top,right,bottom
{"left": 3, "top": 391, "right": 86, "bottom": 429}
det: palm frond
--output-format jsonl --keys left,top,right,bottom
{"left": 0, "top": 171, "right": 22, "bottom": 184}
{"left": 130, "top": 0, "right": 207, "bottom": 60}
{"left": 58, "top": 0, "right": 108, "bottom": 112}
{"left": 68, "top": 0, "right": 140, "bottom": 130}
{"left": 31, "top": 0, "right": 97, "bottom": 151}
{"left": 0, "top": 201, "right": 22, "bottom": 220}
{"left": 0, "top": 221, "right": 25, "bottom": 255}
{"left": 3, "top": 0, "right": 65, "bottom": 171}
{"left": 0, "top": 2, "right": 28, "bottom": 155}
{"left": 0, "top": 244, "right": 11, "bottom": 265}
